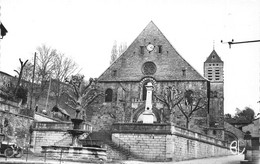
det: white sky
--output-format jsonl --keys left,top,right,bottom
{"left": 0, "top": 0, "right": 260, "bottom": 115}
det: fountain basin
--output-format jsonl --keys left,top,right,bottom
{"left": 41, "top": 145, "right": 107, "bottom": 161}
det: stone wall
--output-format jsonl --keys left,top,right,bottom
{"left": 224, "top": 121, "right": 245, "bottom": 143}
{"left": 0, "top": 100, "right": 33, "bottom": 147}
{"left": 111, "top": 124, "right": 230, "bottom": 161}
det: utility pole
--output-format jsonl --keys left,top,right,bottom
{"left": 30, "top": 53, "right": 36, "bottom": 118}
{"left": 221, "top": 39, "right": 260, "bottom": 49}
{"left": 221, "top": 39, "right": 260, "bottom": 115}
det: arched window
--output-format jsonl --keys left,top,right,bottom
{"left": 105, "top": 88, "right": 113, "bottom": 102}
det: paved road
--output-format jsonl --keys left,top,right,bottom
{"left": 0, "top": 154, "right": 252, "bottom": 164}
{"left": 122, "top": 155, "right": 246, "bottom": 164}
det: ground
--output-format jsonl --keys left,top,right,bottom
{"left": 0, "top": 154, "right": 247, "bottom": 164}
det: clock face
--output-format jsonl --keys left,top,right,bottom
{"left": 146, "top": 44, "right": 154, "bottom": 51}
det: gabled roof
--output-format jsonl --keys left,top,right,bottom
{"left": 98, "top": 21, "right": 206, "bottom": 82}
{"left": 205, "top": 50, "right": 223, "bottom": 63}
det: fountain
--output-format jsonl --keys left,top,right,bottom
{"left": 41, "top": 75, "right": 106, "bottom": 162}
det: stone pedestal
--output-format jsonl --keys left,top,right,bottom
{"left": 142, "top": 111, "right": 155, "bottom": 124}
{"left": 143, "top": 82, "right": 155, "bottom": 123}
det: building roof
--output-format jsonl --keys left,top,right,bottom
{"left": 98, "top": 21, "right": 207, "bottom": 82}
{"left": 204, "top": 50, "right": 223, "bottom": 63}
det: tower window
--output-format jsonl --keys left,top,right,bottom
{"left": 140, "top": 46, "right": 145, "bottom": 54}
{"left": 158, "top": 45, "right": 162, "bottom": 53}
{"left": 105, "top": 88, "right": 113, "bottom": 102}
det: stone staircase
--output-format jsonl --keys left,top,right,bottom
{"left": 53, "top": 134, "right": 72, "bottom": 146}
{"left": 80, "top": 131, "right": 140, "bottom": 160}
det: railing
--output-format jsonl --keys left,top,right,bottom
{"left": 112, "top": 123, "right": 171, "bottom": 134}
{"left": 33, "top": 121, "right": 92, "bottom": 132}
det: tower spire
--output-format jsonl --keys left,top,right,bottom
{"left": 213, "top": 40, "right": 215, "bottom": 50}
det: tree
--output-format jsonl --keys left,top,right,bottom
{"left": 234, "top": 107, "right": 255, "bottom": 123}
{"left": 14, "top": 58, "right": 28, "bottom": 96}
{"left": 224, "top": 113, "right": 232, "bottom": 120}
{"left": 155, "top": 87, "right": 207, "bottom": 129}
{"left": 177, "top": 90, "right": 207, "bottom": 128}
{"left": 110, "top": 41, "right": 127, "bottom": 65}
{"left": 0, "top": 59, "right": 29, "bottom": 104}
{"left": 25, "top": 44, "right": 78, "bottom": 107}
{"left": 63, "top": 75, "right": 103, "bottom": 120}
{"left": 154, "top": 85, "right": 183, "bottom": 122}
{"left": 52, "top": 53, "right": 78, "bottom": 104}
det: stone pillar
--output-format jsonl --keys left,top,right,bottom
{"left": 142, "top": 82, "right": 155, "bottom": 123}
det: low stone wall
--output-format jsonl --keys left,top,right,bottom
{"left": 32, "top": 121, "right": 92, "bottom": 153}
{"left": 41, "top": 145, "right": 107, "bottom": 162}
{"left": 112, "top": 123, "right": 231, "bottom": 161}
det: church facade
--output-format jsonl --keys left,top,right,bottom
{"left": 88, "top": 21, "right": 224, "bottom": 140}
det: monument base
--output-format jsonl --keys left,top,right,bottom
{"left": 142, "top": 111, "right": 155, "bottom": 124}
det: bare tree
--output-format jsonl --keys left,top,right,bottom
{"left": 63, "top": 75, "right": 103, "bottom": 120}
{"left": 13, "top": 59, "right": 28, "bottom": 96}
{"left": 110, "top": 41, "right": 127, "bottom": 65}
{"left": 110, "top": 41, "right": 118, "bottom": 65}
{"left": 21, "top": 61, "right": 34, "bottom": 82}
{"left": 32, "top": 44, "right": 57, "bottom": 104}
{"left": 176, "top": 90, "right": 207, "bottom": 128}
{"left": 52, "top": 53, "right": 78, "bottom": 104}
{"left": 154, "top": 85, "right": 183, "bottom": 122}
{"left": 155, "top": 87, "right": 207, "bottom": 128}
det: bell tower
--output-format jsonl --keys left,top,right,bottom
{"left": 204, "top": 49, "right": 224, "bottom": 139}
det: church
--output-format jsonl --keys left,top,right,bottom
{"left": 88, "top": 21, "right": 224, "bottom": 140}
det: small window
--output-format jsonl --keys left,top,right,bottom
{"left": 216, "top": 78, "right": 220, "bottom": 80}
{"left": 182, "top": 69, "right": 186, "bottom": 76}
{"left": 208, "top": 69, "right": 212, "bottom": 72}
{"left": 112, "top": 70, "right": 117, "bottom": 77}
{"left": 208, "top": 72, "right": 212, "bottom": 74}
{"left": 105, "top": 88, "right": 113, "bottom": 102}
{"left": 213, "top": 64, "right": 215, "bottom": 66}
{"left": 209, "top": 64, "right": 211, "bottom": 66}
{"left": 158, "top": 45, "right": 162, "bottom": 53}
{"left": 208, "top": 78, "right": 212, "bottom": 80}
{"left": 213, "top": 130, "right": 217, "bottom": 135}
{"left": 140, "top": 46, "right": 145, "bottom": 54}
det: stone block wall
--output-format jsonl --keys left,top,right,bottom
{"left": 113, "top": 133, "right": 167, "bottom": 160}
{"left": 111, "top": 124, "right": 230, "bottom": 161}
{"left": 0, "top": 110, "right": 33, "bottom": 147}
{"left": 32, "top": 130, "right": 69, "bottom": 153}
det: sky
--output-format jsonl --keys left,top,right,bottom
{"left": 0, "top": 0, "right": 260, "bottom": 115}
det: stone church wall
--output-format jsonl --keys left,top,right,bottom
{"left": 89, "top": 80, "right": 209, "bottom": 135}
